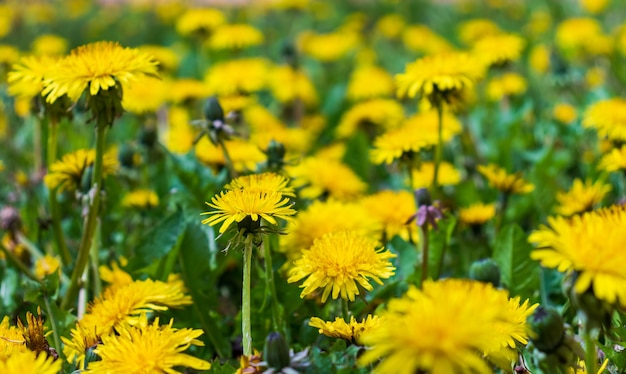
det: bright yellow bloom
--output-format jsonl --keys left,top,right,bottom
{"left": 175, "top": 8, "right": 225, "bottom": 37}
{"left": 121, "top": 189, "right": 159, "bottom": 209}
{"left": 396, "top": 52, "right": 484, "bottom": 104}
{"left": 205, "top": 58, "right": 271, "bottom": 96}
{"left": 167, "top": 79, "right": 211, "bottom": 104}
{"left": 359, "top": 279, "right": 537, "bottom": 374}
{"left": 44, "top": 149, "right": 118, "bottom": 192}
{"left": 599, "top": 145, "right": 626, "bottom": 173}
{"left": 309, "top": 315, "right": 381, "bottom": 342}
{"left": 586, "top": 67, "right": 605, "bottom": 89}
{"left": 361, "top": 190, "right": 418, "bottom": 242}
{"left": 529, "top": 44, "right": 550, "bottom": 74}
{"left": 583, "top": 98, "right": 626, "bottom": 141}
{"left": 0, "top": 350, "right": 61, "bottom": 374}
{"left": 0, "top": 45, "right": 20, "bottom": 65}
{"left": 202, "top": 189, "right": 296, "bottom": 234}
{"left": 375, "top": 14, "right": 406, "bottom": 39}
{"left": 8, "top": 55, "right": 58, "bottom": 99}
{"left": 477, "top": 164, "right": 534, "bottom": 194}
{"left": 555, "top": 179, "right": 611, "bottom": 216}
{"left": 288, "top": 231, "right": 396, "bottom": 302}
{"left": 486, "top": 73, "right": 527, "bottom": 102}
{"left": 458, "top": 19, "right": 502, "bottom": 46}
{"left": 530, "top": 205, "right": 626, "bottom": 306}
{"left": 298, "top": 30, "right": 360, "bottom": 62}
{"left": 402, "top": 25, "right": 453, "bottom": 55}
{"left": 287, "top": 157, "right": 367, "bottom": 200}
{"left": 195, "top": 137, "right": 266, "bottom": 173}
{"left": 208, "top": 23, "right": 264, "bottom": 50}
{"left": 225, "top": 172, "right": 294, "bottom": 197}
{"left": 336, "top": 98, "right": 404, "bottom": 138}
{"left": 43, "top": 41, "right": 159, "bottom": 103}
{"left": 553, "top": 103, "right": 578, "bottom": 124}
{"left": 411, "top": 162, "right": 462, "bottom": 189}
{"left": 525, "top": 10, "right": 552, "bottom": 38}
{"left": 34, "top": 254, "right": 61, "bottom": 280}
{"left": 570, "top": 358, "right": 610, "bottom": 373}
{"left": 580, "top": 0, "right": 610, "bottom": 14}
{"left": 31, "top": 34, "right": 68, "bottom": 56}
{"left": 0, "top": 315, "right": 27, "bottom": 360}
{"left": 164, "top": 106, "right": 195, "bottom": 154}
{"left": 0, "top": 5, "right": 14, "bottom": 39}
{"left": 86, "top": 315, "right": 211, "bottom": 373}
{"left": 472, "top": 33, "right": 525, "bottom": 67}
{"left": 459, "top": 203, "right": 497, "bottom": 225}
{"left": 137, "top": 45, "right": 180, "bottom": 72}
{"left": 268, "top": 65, "right": 318, "bottom": 108}
{"left": 346, "top": 65, "right": 395, "bottom": 102}
{"left": 122, "top": 76, "right": 167, "bottom": 114}
{"left": 99, "top": 261, "right": 133, "bottom": 291}
{"left": 556, "top": 18, "right": 612, "bottom": 59}
{"left": 280, "top": 199, "right": 381, "bottom": 262}
{"left": 244, "top": 105, "right": 313, "bottom": 154}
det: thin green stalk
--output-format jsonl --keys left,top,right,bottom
{"left": 495, "top": 192, "right": 510, "bottom": 234}
{"left": 43, "top": 295, "right": 63, "bottom": 361}
{"left": 47, "top": 120, "right": 71, "bottom": 266}
{"left": 0, "top": 241, "right": 40, "bottom": 282}
{"left": 90, "top": 220, "right": 102, "bottom": 297}
{"left": 16, "top": 232, "right": 44, "bottom": 260}
{"left": 264, "top": 236, "right": 285, "bottom": 335}
{"left": 341, "top": 298, "right": 350, "bottom": 322}
{"left": 33, "top": 115, "right": 43, "bottom": 175}
{"left": 242, "top": 237, "right": 253, "bottom": 356}
{"left": 584, "top": 322, "right": 597, "bottom": 374}
{"left": 62, "top": 124, "right": 107, "bottom": 311}
{"left": 218, "top": 138, "right": 238, "bottom": 178}
{"left": 432, "top": 103, "right": 444, "bottom": 198}
{"left": 419, "top": 225, "right": 430, "bottom": 287}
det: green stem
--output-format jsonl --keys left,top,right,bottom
{"left": 218, "top": 138, "right": 238, "bottom": 178}
{"left": 90, "top": 220, "right": 102, "bottom": 297}
{"left": 62, "top": 124, "right": 107, "bottom": 311}
{"left": 33, "top": 115, "right": 43, "bottom": 175}
{"left": 584, "top": 322, "right": 597, "bottom": 374}
{"left": 0, "top": 240, "right": 40, "bottom": 282}
{"left": 47, "top": 120, "right": 71, "bottom": 266}
{"left": 432, "top": 103, "right": 444, "bottom": 199}
{"left": 264, "top": 236, "right": 284, "bottom": 335}
{"left": 43, "top": 295, "right": 63, "bottom": 361}
{"left": 341, "top": 298, "right": 350, "bottom": 322}
{"left": 16, "top": 232, "right": 44, "bottom": 260}
{"left": 495, "top": 192, "right": 510, "bottom": 234}
{"left": 242, "top": 238, "right": 253, "bottom": 356}
{"left": 419, "top": 225, "right": 430, "bottom": 287}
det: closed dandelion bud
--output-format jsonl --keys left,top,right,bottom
{"left": 83, "top": 344, "right": 101, "bottom": 369}
{"left": 528, "top": 306, "right": 565, "bottom": 353}
{"left": 118, "top": 144, "right": 137, "bottom": 169}
{"left": 138, "top": 126, "right": 158, "bottom": 149}
{"left": 81, "top": 165, "right": 93, "bottom": 193}
{"left": 468, "top": 258, "right": 501, "bottom": 287}
{"left": 264, "top": 332, "right": 290, "bottom": 370}
{"left": 570, "top": 288, "right": 613, "bottom": 328}
{"left": 414, "top": 188, "right": 432, "bottom": 207}
{"left": 266, "top": 140, "right": 286, "bottom": 171}
{"left": 204, "top": 96, "right": 224, "bottom": 123}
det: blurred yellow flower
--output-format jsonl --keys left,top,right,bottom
{"left": 195, "top": 137, "right": 266, "bottom": 173}
{"left": 583, "top": 98, "right": 626, "bottom": 142}
{"left": 34, "top": 254, "right": 60, "bottom": 280}
{"left": 346, "top": 65, "right": 395, "bottom": 102}
{"left": 225, "top": 172, "right": 294, "bottom": 197}
{"left": 524, "top": 10, "right": 552, "bottom": 38}
{"left": 411, "top": 161, "right": 462, "bottom": 189}
{"left": 553, "top": 103, "right": 578, "bottom": 124}
{"left": 361, "top": 190, "right": 418, "bottom": 242}
{"left": 477, "top": 164, "right": 534, "bottom": 194}
{"left": 472, "top": 33, "right": 525, "bottom": 67}
{"left": 287, "top": 157, "right": 366, "bottom": 200}
{"left": 556, "top": 18, "right": 612, "bottom": 59}
{"left": 0, "top": 350, "right": 61, "bottom": 374}
{"left": 459, "top": 202, "right": 497, "bottom": 225}
{"left": 599, "top": 145, "right": 626, "bottom": 173}
{"left": 298, "top": 30, "right": 360, "bottom": 62}
{"left": 163, "top": 106, "right": 195, "bottom": 154}
{"left": 167, "top": 78, "right": 211, "bottom": 104}
{"left": 585, "top": 66, "right": 605, "bottom": 89}
{"left": 268, "top": 65, "right": 318, "bottom": 108}
{"left": 44, "top": 149, "right": 118, "bottom": 192}
{"left": 375, "top": 14, "right": 406, "bottom": 39}
{"left": 122, "top": 76, "right": 168, "bottom": 114}
{"left": 309, "top": 315, "right": 382, "bottom": 342}
{"left": 0, "top": 5, "right": 15, "bottom": 39}
{"left": 121, "top": 189, "right": 159, "bottom": 209}
{"left": 208, "top": 23, "right": 264, "bottom": 50}
{"left": 205, "top": 58, "right": 271, "bottom": 96}
{"left": 8, "top": 55, "right": 57, "bottom": 99}
{"left": 288, "top": 230, "right": 396, "bottom": 302}
{"left": 0, "top": 44, "right": 20, "bottom": 65}
{"left": 336, "top": 98, "right": 404, "bottom": 138}
{"left": 176, "top": 8, "right": 225, "bottom": 37}
{"left": 555, "top": 179, "right": 611, "bottom": 216}
{"left": 580, "top": 0, "right": 610, "bottom": 14}
{"left": 99, "top": 261, "right": 133, "bottom": 291}
{"left": 486, "top": 72, "right": 527, "bottom": 101}
{"left": 31, "top": 34, "right": 68, "bottom": 56}
{"left": 138, "top": 45, "right": 180, "bottom": 72}
{"left": 458, "top": 19, "right": 502, "bottom": 46}
{"left": 402, "top": 25, "right": 453, "bottom": 55}
{"left": 529, "top": 44, "right": 550, "bottom": 74}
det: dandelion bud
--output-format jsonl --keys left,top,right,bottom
{"left": 468, "top": 258, "right": 501, "bottom": 287}
{"left": 528, "top": 306, "right": 565, "bottom": 353}
{"left": 263, "top": 332, "right": 290, "bottom": 370}
{"left": 203, "top": 96, "right": 224, "bottom": 123}
{"left": 414, "top": 188, "right": 432, "bottom": 207}
{"left": 265, "top": 140, "right": 286, "bottom": 172}
{"left": 138, "top": 126, "right": 158, "bottom": 149}
{"left": 118, "top": 144, "right": 137, "bottom": 169}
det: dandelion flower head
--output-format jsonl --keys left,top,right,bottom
{"left": 298, "top": 30, "right": 360, "bottom": 62}
{"left": 195, "top": 137, "right": 266, "bottom": 173}
{"left": 224, "top": 172, "right": 294, "bottom": 197}
{"left": 477, "top": 164, "right": 534, "bottom": 194}
{"left": 583, "top": 98, "right": 626, "bottom": 142}
{"left": 599, "top": 145, "right": 626, "bottom": 173}
{"left": 137, "top": 45, "right": 180, "bottom": 72}
{"left": 176, "top": 8, "right": 225, "bottom": 37}
{"left": 288, "top": 230, "right": 396, "bottom": 302}
{"left": 346, "top": 65, "right": 395, "bottom": 102}
{"left": 205, "top": 58, "right": 271, "bottom": 96}
{"left": 34, "top": 254, "right": 60, "bottom": 280}
{"left": 167, "top": 79, "right": 211, "bottom": 104}
{"left": 402, "top": 25, "right": 453, "bottom": 55}
{"left": 268, "top": 65, "right": 318, "bottom": 108}
{"left": 44, "top": 149, "right": 118, "bottom": 192}
{"left": 375, "top": 14, "right": 406, "bottom": 40}
{"left": 121, "top": 189, "right": 160, "bottom": 209}
{"left": 8, "top": 55, "right": 57, "bottom": 99}
{"left": 122, "top": 76, "right": 167, "bottom": 114}
{"left": 286, "top": 157, "right": 367, "bottom": 201}
{"left": 486, "top": 72, "right": 527, "bottom": 102}
{"left": 411, "top": 162, "right": 462, "bottom": 189}
{"left": 459, "top": 202, "right": 497, "bottom": 225}
{"left": 556, "top": 18, "right": 612, "bottom": 59}
{"left": 472, "top": 33, "right": 525, "bottom": 67}
{"left": 554, "top": 179, "right": 610, "bottom": 216}
{"left": 553, "top": 103, "right": 578, "bottom": 124}
{"left": 336, "top": 98, "right": 404, "bottom": 138}
{"left": 208, "top": 23, "right": 264, "bottom": 50}
{"left": 309, "top": 315, "right": 382, "bottom": 343}
{"left": 0, "top": 351, "right": 61, "bottom": 374}
{"left": 458, "top": 19, "right": 502, "bottom": 46}
{"left": 361, "top": 190, "right": 418, "bottom": 242}
{"left": 31, "top": 34, "right": 68, "bottom": 56}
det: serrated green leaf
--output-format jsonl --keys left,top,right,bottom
{"left": 493, "top": 224, "right": 540, "bottom": 301}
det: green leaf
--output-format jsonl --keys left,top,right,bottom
{"left": 493, "top": 224, "right": 540, "bottom": 302}
{"left": 342, "top": 131, "right": 371, "bottom": 184}
{"left": 127, "top": 209, "right": 185, "bottom": 272}
{"left": 428, "top": 215, "right": 457, "bottom": 279}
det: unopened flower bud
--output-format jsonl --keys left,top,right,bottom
{"left": 266, "top": 140, "right": 286, "bottom": 172}
{"left": 469, "top": 258, "right": 501, "bottom": 287}
{"left": 264, "top": 332, "right": 290, "bottom": 370}
{"left": 204, "top": 96, "right": 224, "bottom": 123}
{"left": 118, "top": 144, "right": 137, "bottom": 169}
{"left": 414, "top": 188, "right": 432, "bottom": 207}
{"left": 528, "top": 306, "right": 565, "bottom": 353}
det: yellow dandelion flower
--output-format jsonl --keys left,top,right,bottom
{"left": 43, "top": 41, "right": 159, "bottom": 104}
{"left": 122, "top": 76, "right": 167, "bottom": 114}
{"left": 361, "top": 190, "right": 418, "bottom": 242}
{"left": 529, "top": 44, "right": 550, "bottom": 74}
{"left": 0, "top": 350, "right": 61, "bottom": 374}
{"left": 208, "top": 23, "right": 264, "bottom": 50}
{"left": 375, "top": 14, "right": 406, "bottom": 39}
{"left": 458, "top": 19, "right": 502, "bottom": 46}
{"left": 599, "top": 145, "right": 626, "bottom": 173}
{"left": 205, "top": 58, "right": 271, "bottom": 96}
{"left": 288, "top": 231, "right": 396, "bottom": 302}
{"left": 410, "top": 161, "right": 462, "bottom": 189}
{"left": 219, "top": 94, "right": 257, "bottom": 114}
{"left": 0, "top": 6, "right": 15, "bottom": 39}
{"left": 225, "top": 172, "right": 295, "bottom": 197}
{"left": 472, "top": 33, "right": 525, "bottom": 67}
{"left": 202, "top": 189, "right": 296, "bottom": 234}
{"left": 486, "top": 72, "right": 527, "bottom": 102}
{"left": 346, "top": 65, "right": 395, "bottom": 102}
{"left": 137, "top": 45, "right": 180, "bottom": 73}
{"left": 402, "top": 25, "right": 454, "bottom": 55}
{"left": 459, "top": 202, "right": 497, "bottom": 225}
{"left": 359, "top": 279, "right": 537, "bottom": 374}
{"left": 268, "top": 65, "right": 318, "bottom": 108}
{"left": 583, "top": 98, "right": 626, "bottom": 141}
{"left": 87, "top": 315, "right": 210, "bottom": 373}
{"left": 31, "top": 34, "right": 67, "bottom": 56}
{"left": 580, "top": 0, "right": 610, "bottom": 14}
{"left": 8, "top": 55, "right": 58, "bottom": 99}
{"left": 309, "top": 315, "right": 382, "bottom": 342}
{"left": 371, "top": 110, "right": 462, "bottom": 165}
{"left": 167, "top": 79, "right": 211, "bottom": 104}
{"left": 34, "top": 254, "right": 60, "bottom": 280}
{"left": 121, "top": 189, "right": 159, "bottom": 209}
{"left": 44, "top": 149, "right": 118, "bottom": 192}
{"left": 556, "top": 18, "right": 611, "bottom": 59}
{"left": 287, "top": 157, "right": 367, "bottom": 200}
{"left": 195, "top": 137, "right": 265, "bottom": 173}
{"left": 586, "top": 66, "right": 605, "bottom": 89}
{"left": 281, "top": 199, "right": 381, "bottom": 261}
{"left": 298, "top": 30, "right": 360, "bottom": 62}
{"left": 530, "top": 205, "right": 626, "bottom": 306}
{"left": 245, "top": 106, "right": 313, "bottom": 155}
{"left": 0, "top": 315, "right": 28, "bottom": 360}
{"left": 525, "top": 10, "right": 552, "bottom": 38}
{"left": 163, "top": 106, "right": 195, "bottom": 154}
{"left": 336, "top": 98, "right": 404, "bottom": 138}
{"left": 63, "top": 275, "right": 192, "bottom": 367}
{"left": 175, "top": 8, "right": 225, "bottom": 37}
{"left": 396, "top": 52, "right": 484, "bottom": 105}
{"left": 477, "top": 164, "right": 534, "bottom": 194}
{"left": 553, "top": 103, "right": 578, "bottom": 124}
{"left": 99, "top": 261, "right": 133, "bottom": 291}
{"left": 0, "top": 45, "right": 20, "bottom": 65}
{"left": 555, "top": 179, "right": 610, "bottom": 216}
